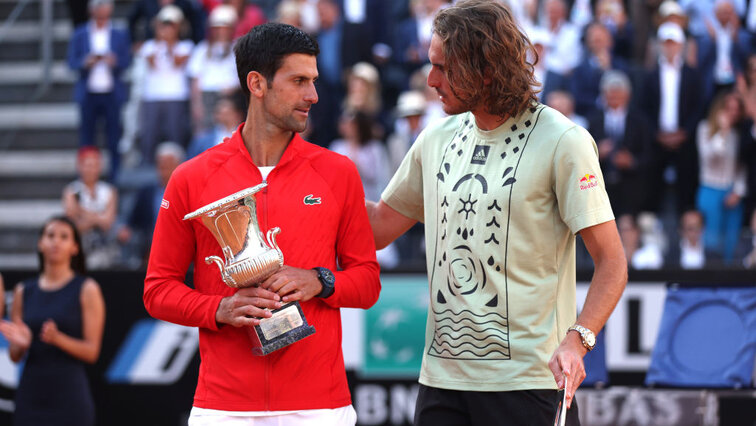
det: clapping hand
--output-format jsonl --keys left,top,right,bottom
{"left": 0, "top": 319, "right": 32, "bottom": 350}
{"left": 40, "top": 319, "right": 61, "bottom": 345}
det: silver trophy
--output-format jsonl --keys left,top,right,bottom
{"left": 184, "top": 183, "right": 315, "bottom": 355}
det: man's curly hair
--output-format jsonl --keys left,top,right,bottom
{"left": 433, "top": 0, "right": 540, "bottom": 118}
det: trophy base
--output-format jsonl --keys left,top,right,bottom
{"left": 247, "top": 301, "right": 316, "bottom": 356}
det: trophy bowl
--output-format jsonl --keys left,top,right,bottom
{"left": 184, "top": 183, "right": 283, "bottom": 288}
{"left": 184, "top": 183, "right": 315, "bottom": 355}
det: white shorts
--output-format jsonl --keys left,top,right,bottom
{"left": 188, "top": 405, "right": 357, "bottom": 426}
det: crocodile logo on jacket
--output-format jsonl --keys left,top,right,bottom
{"left": 303, "top": 194, "right": 321, "bottom": 205}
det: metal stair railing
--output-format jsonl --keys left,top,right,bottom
{"left": 0, "top": 0, "right": 34, "bottom": 43}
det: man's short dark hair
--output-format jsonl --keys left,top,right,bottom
{"left": 234, "top": 23, "right": 319, "bottom": 96}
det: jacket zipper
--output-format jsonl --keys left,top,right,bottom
{"left": 262, "top": 175, "right": 270, "bottom": 409}
{"left": 262, "top": 181, "right": 269, "bottom": 232}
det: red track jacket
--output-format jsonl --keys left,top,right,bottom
{"left": 144, "top": 125, "right": 381, "bottom": 411}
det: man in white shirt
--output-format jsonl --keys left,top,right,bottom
{"left": 641, "top": 22, "right": 704, "bottom": 216}
{"left": 666, "top": 210, "right": 722, "bottom": 268}
{"left": 538, "top": 0, "right": 582, "bottom": 77}
{"left": 67, "top": 0, "right": 131, "bottom": 181}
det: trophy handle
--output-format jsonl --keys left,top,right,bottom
{"left": 266, "top": 228, "right": 284, "bottom": 267}
{"left": 206, "top": 255, "right": 239, "bottom": 287}
{"left": 206, "top": 255, "right": 227, "bottom": 278}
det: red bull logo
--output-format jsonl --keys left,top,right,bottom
{"left": 579, "top": 173, "right": 598, "bottom": 190}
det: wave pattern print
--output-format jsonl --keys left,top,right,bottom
{"left": 429, "top": 308, "right": 510, "bottom": 359}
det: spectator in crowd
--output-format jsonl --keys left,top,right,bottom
{"left": 588, "top": 70, "right": 652, "bottom": 216}
{"left": 618, "top": 213, "right": 664, "bottom": 269}
{"left": 188, "top": 4, "right": 238, "bottom": 133}
{"left": 528, "top": 26, "right": 568, "bottom": 103}
{"left": 743, "top": 209, "right": 756, "bottom": 268}
{"left": 512, "top": 0, "right": 538, "bottom": 31}
{"left": 187, "top": 91, "right": 246, "bottom": 158}
{"left": 329, "top": 110, "right": 397, "bottom": 268}
{"left": 137, "top": 5, "right": 194, "bottom": 163}
{"left": 373, "top": 0, "right": 424, "bottom": 103}
{"left": 546, "top": 90, "right": 588, "bottom": 129}
{"left": 666, "top": 209, "right": 720, "bottom": 268}
{"left": 641, "top": 21, "right": 703, "bottom": 216}
{"left": 645, "top": 1, "right": 699, "bottom": 69}
{"left": 594, "top": 0, "right": 635, "bottom": 61}
{"left": 129, "top": 0, "right": 203, "bottom": 45}
{"left": 329, "top": 111, "right": 391, "bottom": 206}
{"left": 343, "top": 62, "right": 386, "bottom": 137}
{"left": 569, "top": 21, "right": 629, "bottom": 117}
{"left": 537, "top": 0, "right": 582, "bottom": 78}
{"left": 736, "top": 53, "right": 756, "bottom": 221}
{"left": 393, "top": 0, "right": 449, "bottom": 78}
{"left": 343, "top": 62, "right": 383, "bottom": 119}
{"left": 226, "top": 0, "right": 267, "bottom": 39}
{"left": 275, "top": 0, "right": 319, "bottom": 33}
{"left": 0, "top": 216, "right": 105, "bottom": 426}
{"left": 696, "top": 90, "right": 747, "bottom": 264}
{"left": 67, "top": 0, "right": 131, "bottom": 183}
{"left": 309, "top": 0, "right": 374, "bottom": 147}
{"left": 387, "top": 90, "right": 427, "bottom": 172}
{"left": 679, "top": 0, "right": 746, "bottom": 39}
{"left": 118, "top": 142, "right": 185, "bottom": 267}
{"left": 568, "top": 0, "right": 593, "bottom": 30}
{"left": 697, "top": 0, "right": 752, "bottom": 102}
{"left": 0, "top": 273, "right": 4, "bottom": 318}
{"left": 275, "top": 0, "right": 303, "bottom": 27}
{"left": 62, "top": 147, "right": 119, "bottom": 270}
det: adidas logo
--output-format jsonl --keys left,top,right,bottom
{"left": 470, "top": 145, "right": 490, "bottom": 165}
{"left": 472, "top": 151, "right": 487, "bottom": 161}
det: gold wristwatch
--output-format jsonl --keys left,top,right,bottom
{"left": 567, "top": 324, "right": 596, "bottom": 351}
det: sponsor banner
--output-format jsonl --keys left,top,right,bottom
{"left": 0, "top": 271, "right": 752, "bottom": 425}
{"left": 347, "top": 381, "right": 752, "bottom": 426}
{"left": 577, "top": 282, "right": 667, "bottom": 371}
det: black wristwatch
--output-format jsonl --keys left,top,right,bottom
{"left": 313, "top": 267, "right": 335, "bottom": 298}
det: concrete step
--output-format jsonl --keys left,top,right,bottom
{"left": 0, "top": 176, "right": 71, "bottom": 200}
{"left": 0, "top": 1, "right": 71, "bottom": 23}
{"left": 0, "top": 253, "right": 38, "bottom": 270}
{"left": 0, "top": 82, "right": 74, "bottom": 104}
{"left": 2, "top": 128, "right": 79, "bottom": 150}
{"left": 0, "top": 61, "right": 74, "bottom": 84}
{"left": 0, "top": 20, "right": 71, "bottom": 42}
{"left": 0, "top": 39, "right": 69, "bottom": 61}
{"left": 2, "top": 18, "right": 127, "bottom": 42}
{"left": 0, "top": 149, "right": 77, "bottom": 177}
{"left": 0, "top": 227, "right": 38, "bottom": 255}
{"left": 0, "top": 103, "right": 77, "bottom": 129}
{"left": 0, "top": 199, "right": 63, "bottom": 228}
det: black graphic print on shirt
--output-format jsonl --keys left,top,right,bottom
{"left": 428, "top": 110, "right": 540, "bottom": 361}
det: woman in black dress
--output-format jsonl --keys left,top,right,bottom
{"left": 0, "top": 216, "right": 105, "bottom": 426}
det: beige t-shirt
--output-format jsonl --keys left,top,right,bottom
{"left": 382, "top": 105, "right": 614, "bottom": 391}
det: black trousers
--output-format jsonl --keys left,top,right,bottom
{"left": 414, "top": 384, "right": 580, "bottom": 426}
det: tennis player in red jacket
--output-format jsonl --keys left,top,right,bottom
{"left": 144, "top": 22, "right": 381, "bottom": 425}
